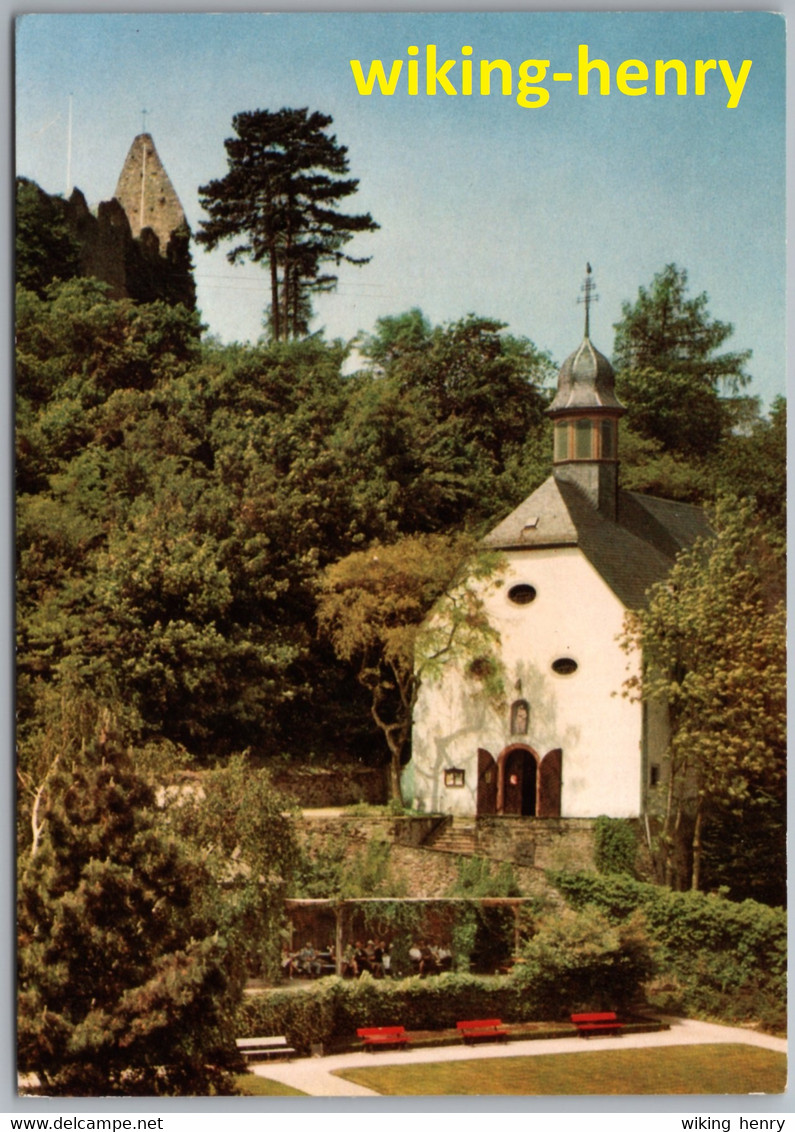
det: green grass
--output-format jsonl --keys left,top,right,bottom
{"left": 235, "top": 1072, "right": 307, "bottom": 1096}
{"left": 334, "top": 1044, "right": 786, "bottom": 1096}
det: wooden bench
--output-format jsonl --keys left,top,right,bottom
{"left": 236, "top": 1035, "right": 296, "bottom": 1062}
{"left": 357, "top": 1026, "right": 411, "bottom": 1050}
{"left": 571, "top": 1012, "right": 624, "bottom": 1038}
{"left": 456, "top": 1019, "right": 508, "bottom": 1044}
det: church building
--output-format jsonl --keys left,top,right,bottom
{"left": 408, "top": 269, "right": 710, "bottom": 822}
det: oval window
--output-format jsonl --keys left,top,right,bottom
{"left": 552, "top": 657, "right": 578, "bottom": 676}
{"left": 508, "top": 584, "right": 537, "bottom": 605}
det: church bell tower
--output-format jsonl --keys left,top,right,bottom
{"left": 548, "top": 265, "right": 625, "bottom": 520}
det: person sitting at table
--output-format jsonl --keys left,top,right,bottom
{"left": 370, "top": 939, "right": 385, "bottom": 979}
{"left": 419, "top": 941, "right": 437, "bottom": 977}
{"left": 354, "top": 940, "right": 370, "bottom": 976}
{"left": 296, "top": 941, "right": 320, "bottom": 978}
{"left": 281, "top": 945, "right": 296, "bottom": 980}
{"left": 436, "top": 943, "right": 453, "bottom": 972}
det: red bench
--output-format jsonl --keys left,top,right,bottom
{"left": 357, "top": 1026, "right": 411, "bottom": 1050}
{"left": 571, "top": 1011, "right": 624, "bottom": 1037}
{"left": 457, "top": 1019, "right": 508, "bottom": 1044}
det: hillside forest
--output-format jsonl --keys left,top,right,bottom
{"left": 16, "top": 157, "right": 785, "bottom": 909}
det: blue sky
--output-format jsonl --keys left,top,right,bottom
{"left": 15, "top": 11, "right": 786, "bottom": 406}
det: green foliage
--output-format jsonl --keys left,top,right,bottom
{"left": 240, "top": 980, "right": 339, "bottom": 1053}
{"left": 352, "top": 312, "right": 555, "bottom": 532}
{"left": 593, "top": 817, "right": 638, "bottom": 877}
{"left": 514, "top": 904, "right": 654, "bottom": 1016}
{"left": 238, "top": 973, "right": 530, "bottom": 1053}
{"left": 17, "top": 712, "right": 242, "bottom": 1095}
{"left": 621, "top": 497, "right": 786, "bottom": 893}
{"left": 444, "top": 857, "right": 521, "bottom": 971}
{"left": 16, "top": 177, "right": 81, "bottom": 296}
{"left": 317, "top": 533, "right": 505, "bottom": 801}
{"left": 293, "top": 832, "right": 408, "bottom": 900}
{"left": 197, "top": 107, "right": 378, "bottom": 340}
{"left": 613, "top": 263, "right": 751, "bottom": 457}
{"left": 164, "top": 754, "right": 299, "bottom": 980}
{"left": 550, "top": 872, "right": 786, "bottom": 1030}
{"left": 713, "top": 396, "right": 786, "bottom": 539}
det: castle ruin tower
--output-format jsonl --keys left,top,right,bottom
{"left": 548, "top": 265, "right": 625, "bottom": 520}
{"left": 113, "top": 133, "right": 186, "bottom": 250}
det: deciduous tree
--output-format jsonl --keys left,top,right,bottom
{"left": 317, "top": 533, "right": 504, "bottom": 803}
{"left": 621, "top": 498, "right": 785, "bottom": 894}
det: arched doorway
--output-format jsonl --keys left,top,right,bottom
{"left": 492, "top": 746, "right": 563, "bottom": 817}
{"left": 497, "top": 746, "right": 539, "bottom": 815}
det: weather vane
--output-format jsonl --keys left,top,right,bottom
{"left": 142, "top": 108, "right": 148, "bottom": 133}
{"left": 578, "top": 263, "right": 598, "bottom": 338}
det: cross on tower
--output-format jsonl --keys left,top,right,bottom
{"left": 578, "top": 263, "right": 599, "bottom": 338}
{"left": 141, "top": 109, "right": 148, "bottom": 133}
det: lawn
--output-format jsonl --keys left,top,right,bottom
{"left": 235, "top": 1072, "right": 307, "bottom": 1096}
{"left": 334, "top": 1044, "right": 786, "bottom": 1096}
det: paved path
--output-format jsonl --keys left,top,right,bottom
{"left": 251, "top": 1017, "right": 787, "bottom": 1096}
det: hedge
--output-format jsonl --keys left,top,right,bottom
{"left": 238, "top": 973, "right": 529, "bottom": 1054}
{"left": 549, "top": 872, "right": 786, "bottom": 1030}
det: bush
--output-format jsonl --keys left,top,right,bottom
{"left": 238, "top": 978, "right": 338, "bottom": 1053}
{"left": 593, "top": 816, "right": 638, "bottom": 876}
{"left": 238, "top": 973, "right": 531, "bottom": 1053}
{"left": 513, "top": 905, "right": 655, "bottom": 1017}
{"left": 549, "top": 872, "right": 785, "bottom": 1030}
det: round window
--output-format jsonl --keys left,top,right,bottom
{"left": 508, "top": 584, "right": 537, "bottom": 605}
{"left": 552, "top": 657, "right": 578, "bottom": 676}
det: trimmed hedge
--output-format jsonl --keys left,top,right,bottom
{"left": 238, "top": 973, "right": 529, "bottom": 1054}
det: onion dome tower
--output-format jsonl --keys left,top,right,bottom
{"left": 548, "top": 265, "right": 625, "bottom": 520}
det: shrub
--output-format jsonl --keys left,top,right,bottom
{"left": 513, "top": 904, "right": 655, "bottom": 1016}
{"left": 549, "top": 872, "right": 785, "bottom": 1030}
{"left": 446, "top": 857, "right": 521, "bottom": 972}
{"left": 239, "top": 972, "right": 531, "bottom": 1052}
{"left": 238, "top": 978, "right": 338, "bottom": 1053}
{"left": 593, "top": 816, "right": 638, "bottom": 876}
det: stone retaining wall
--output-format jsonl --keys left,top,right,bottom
{"left": 473, "top": 816, "right": 599, "bottom": 871}
{"left": 270, "top": 764, "right": 388, "bottom": 808}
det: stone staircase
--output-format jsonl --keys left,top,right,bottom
{"left": 424, "top": 817, "right": 477, "bottom": 856}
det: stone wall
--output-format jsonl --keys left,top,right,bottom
{"left": 473, "top": 816, "right": 599, "bottom": 871}
{"left": 62, "top": 188, "right": 196, "bottom": 309}
{"left": 292, "top": 812, "right": 652, "bottom": 899}
{"left": 269, "top": 764, "right": 388, "bottom": 808}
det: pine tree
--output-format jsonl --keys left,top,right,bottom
{"left": 612, "top": 264, "right": 752, "bottom": 456}
{"left": 17, "top": 708, "right": 295, "bottom": 1095}
{"left": 197, "top": 108, "right": 378, "bottom": 340}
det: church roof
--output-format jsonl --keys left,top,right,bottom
{"left": 548, "top": 336, "right": 625, "bottom": 415}
{"left": 482, "top": 476, "right": 711, "bottom": 608}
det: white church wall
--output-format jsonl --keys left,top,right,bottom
{"left": 410, "top": 546, "right": 644, "bottom": 818}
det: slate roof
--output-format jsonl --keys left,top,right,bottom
{"left": 482, "top": 475, "right": 711, "bottom": 609}
{"left": 548, "top": 337, "right": 625, "bottom": 415}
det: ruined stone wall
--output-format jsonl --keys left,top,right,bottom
{"left": 59, "top": 187, "right": 196, "bottom": 309}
